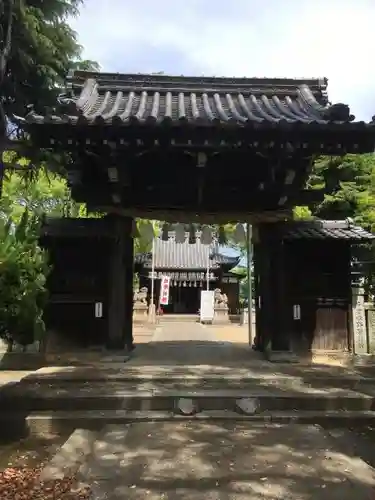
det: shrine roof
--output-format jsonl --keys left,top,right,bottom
{"left": 20, "top": 71, "right": 367, "bottom": 127}
{"left": 279, "top": 219, "right": 375, "bottom": 241}
{"left": 135, "top": 233, "right": 240, "bottom": 269}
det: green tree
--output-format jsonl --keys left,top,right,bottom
{"left": 306, "top": 154, "right": 375, "bottom": 230}
{"left": 2, "top": 0, "right": 99, "bottom": 120}
{"left": 1, "top": 169, "right": 71, "bottom": 220}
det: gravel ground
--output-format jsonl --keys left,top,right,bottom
{"left": 0, "top": 433, "right": 92, "bottom": 499}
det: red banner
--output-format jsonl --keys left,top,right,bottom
{"left": 159, "top": 276, "right": 171, "bottom": 305}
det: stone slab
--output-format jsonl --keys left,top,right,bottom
{"left": 13, "top": 408, "right": 375, "bottom": 439}
{"left": 75, "top": 421, "right": 375, "bottom": 499}
{"left": 40, "top": 428, "right": 97, "bottom": 480}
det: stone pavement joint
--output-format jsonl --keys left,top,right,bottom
{"left": 40, "top": 428, "right": 97, "bottom": 481}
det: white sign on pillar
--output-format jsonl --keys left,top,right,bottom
{"left": 159, "top": 276, "right": 171, "bottom": 305}
{"left": 95, "top": 302, "right": 103, "bottom": 318}
{"left": 352, "top": 287, "right": 367, "bottom": 354}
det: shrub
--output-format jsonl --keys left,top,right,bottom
{"left": 0, "top": 210, "right": 50, "bottom": 346}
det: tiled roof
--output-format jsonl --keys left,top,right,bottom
{"left": 21, "top": 71, "right": 363, "bottom": 126}
{"left": 135, "top": 233, "right": 240, "bottom": 269}
{"left": 279, "top": 220, "right": 375, "bottom": 241}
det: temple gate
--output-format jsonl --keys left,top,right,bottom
{"left": 15, "top": 71, "right": 375, "bottom": 358}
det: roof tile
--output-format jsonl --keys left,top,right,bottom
{"left": 280, "top": 220, "right": 375, "bottom": 241}
{"left": 21, "top": 72, "right": 361, "bottom": 126}
{"left": 135, "top": 232, "right": 240, "bottom": 269}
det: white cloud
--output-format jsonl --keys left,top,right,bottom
{"left": 69, "top": 0, "right": 375, "bottom": 120}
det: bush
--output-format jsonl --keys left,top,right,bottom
{"left": 0, "top": 210, "right": 50, "bottom": 346}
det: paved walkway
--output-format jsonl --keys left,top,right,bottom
{"left": 152, "top": 322, "right": 217, "bottom": 342}
{"left": 73, "top": 421, "right": 375, "bottom": 499}
{"left": 128, "top": 322, "right": 256, "bottom": 368}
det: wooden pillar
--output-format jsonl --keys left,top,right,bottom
{"left": 263, "top": 246, "right": 277, "bottom": 352}
{"left": 254, "top": 241, "right": 274, "bottom": 351}
{"left": 124, "top": 227, "right": 134, "bottom": 350}
{"left": 253, "top": 242, "right": 262, "bottom": 349}
{"left": 272, "top": 242, "right": 290, "bottom": 351}
{"left": 107, "top": 216, "right": 133, "bottom": 350}
{"left": 254, "top": 225, "right": 289, "bottom": 356}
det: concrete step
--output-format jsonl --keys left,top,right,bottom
{"left": 3, "top": 409, "right": 375, "bottom": 437}
{"left": 159, "top": 315, "right": 199, "bottom": 323}
{"left": 20, "top": 364, "right": 375, "bottom": 386}
{"left": 2, "top": 383, "right": 375, "bottom": 413}
{"left": 18, "top": 373, "right": 375, "bottom": 390}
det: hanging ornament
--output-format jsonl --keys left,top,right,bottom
{"left": 183, "top": 281, "right": 187, "bottom": 287}
{"left": 161, "top": 222, "right": 170, "bottom": 241}
{"left": 131, "top": 220, "right": 140, "bottom": 238}
{"left": 201, "top": 225, "right": 213, "bottom": 245}
{"left": 233, "top": 223, "right": 246, "bottom": 244}
{"left": 175, "top": 223, "right": 185, "bottom": 244}
{"left": 139, "top": 220, "right": 154, "bottom": 243}
{"left": 188, "top": 223, "right": 196, "bottom": 244}
{"left": 218, "top": 226, "right": 227, "bottom": 245}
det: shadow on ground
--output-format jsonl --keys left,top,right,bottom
{"left": 78, "top": 421, "right": 375, "bottom": 499}
{"left": 3, "top": 341, "right": 375, "bottom": 411}
{"left": 3, "top": 337, "right": 375, "bottom": 453}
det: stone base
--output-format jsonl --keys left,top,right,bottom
{"left": 133, "top": 304, "right": 148, "bottom": 324}
{"left": 266, "top": 350, "right": 299, "bottom": 363}
{"left": 213, "top": 308, "right": 230, "bottom": 324}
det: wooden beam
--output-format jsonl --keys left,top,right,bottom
{"left": 294, "top": 189, "right": 326, "bottom": 205}
{"left": 96, "top": 206, "right": 293, "bottom": 224}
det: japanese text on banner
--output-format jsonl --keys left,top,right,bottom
{"left": 160, "top": 276, "right": 170, "bottom": 305}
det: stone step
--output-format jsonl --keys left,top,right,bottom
{"left": 2, "top": 384, "right": 375, "bottom": 412}
{"left": 19, "top": 373, "right": 375, "bottom": 390}
{"left": 159, "top": 315, "right": 199, "bottom": 322}
{"left": 4, "top": 409, "right": 375, "bottom": 437}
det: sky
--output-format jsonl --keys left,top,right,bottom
{"left": 69, "top": 0, "right": 375, "bottom": 122}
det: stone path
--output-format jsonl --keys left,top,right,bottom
{"left": 209, "top": 323, "right": 251, "bottom": 344}
{"left": 128, "top": 321, "right": 255, "bottom": 368}
{"left": 151, "top": 321, "right": 217, "bottom": 342}
{"left": 71, "top": 421, "right": 375, "bottom": 499}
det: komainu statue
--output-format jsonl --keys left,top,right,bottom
{"left": 214, "top": 288, "right": 228, "bottom": 309}
{"left": 133, "top": 287, "right": 148, "bottom": 305}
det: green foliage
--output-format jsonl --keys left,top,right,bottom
{"left": 1, "top": 168, "right": 71, "bottom": 220}
{"left": 2, "top": 0, "right": 100, "bottom": 117}
{"left": 0, "top": 209, "right": 49, "bottom": 346}
{"left": 293, "top": 206, "right": 313, "bottom": 220}
{"left": 307, "top": 154, "right": 375, "bottom": 230}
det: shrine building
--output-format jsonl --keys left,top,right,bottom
{"left": 134, "top": 231, "right": 241, "bottom": 315}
